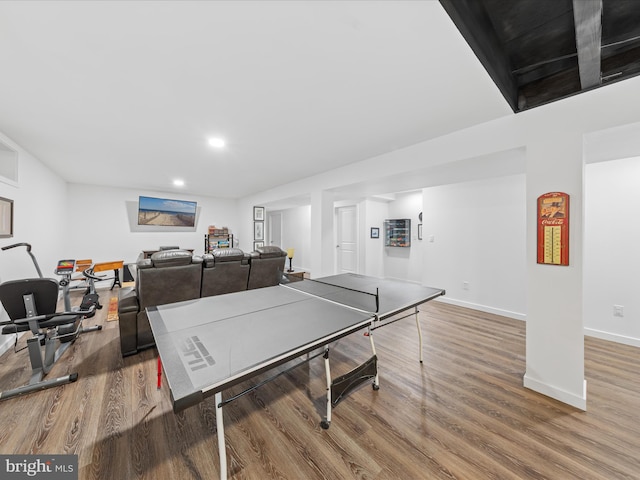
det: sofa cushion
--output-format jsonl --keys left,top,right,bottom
{"left": 138, "top": 263, "right": 202, "bottom": 309}
{"left": 254, "top": 246, "right": 287, "bottom": 258}
{"left": 148, "top": 249, "right": 201, "bottom": 268}
{"left": 203, "top": 248, "right": 247, "bottom": 267}
{"left": 202, "top": 249, "right": 250, "bottom": 297}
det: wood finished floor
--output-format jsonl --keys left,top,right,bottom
{"left": 0, "top": 288, "right": 639, "bottom": 479}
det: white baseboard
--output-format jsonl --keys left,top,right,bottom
{"left": 0, "top": 308, "right": 16, "bottom": 357}
{"left": 0, "top": 332, "right": 17, "bottom": 358}
{"left": 435, "top": 299, "right": 640, "bottom": 350}
{"left": 523, "top": 374, "right": 587, "bottom": 411}
{"left": 434, "top": 296, "right": 526, "bottom": 322}
{"left": 584, "top": 328, "right": 640, "bottom": 348}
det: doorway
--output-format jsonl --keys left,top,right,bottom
{"left": 267, "top": 212, "right": 282, "bottom": 248}
{"left": 336, "top": 205, "right": 358, "bottom": 273}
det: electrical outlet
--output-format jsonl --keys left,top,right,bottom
{"left": 463, "top": 281, "right": 469, "bottom": 290}
{"left": 613, "top": 305, "right": 624, "bottom": 317}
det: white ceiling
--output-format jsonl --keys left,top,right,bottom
{"left": 0, "top": 1, "right": 512, "bottom": 199}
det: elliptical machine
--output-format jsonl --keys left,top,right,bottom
{"left": 0, "top": 243, "right": 102, "bottom": 401}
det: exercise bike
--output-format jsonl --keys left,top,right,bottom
{"left": 0, "top": 243, "right": 102, "bottom": 401}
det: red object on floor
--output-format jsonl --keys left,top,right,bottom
{"left": 157, "top": 357, "right": 162, "bottom": 390}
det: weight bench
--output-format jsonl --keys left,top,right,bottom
{"left": 0, "top": 277, "right": 102, "bottom": 401}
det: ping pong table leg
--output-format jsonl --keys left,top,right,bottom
{"left": 367, "top": 324, "right": 380, "bottom": 390}
{"left": 321, "top": 347, "right": 331, "bottom": 429}
{"left": 414, "top": 306, "right": 424, "bottom": 363}
{"left": 215, "top": 392, "right": 228, "bottom": 480}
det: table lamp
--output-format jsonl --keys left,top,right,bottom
{"left": 286, "top": 248, "right": 294, "bottom": 272}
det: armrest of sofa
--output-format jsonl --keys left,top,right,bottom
{"left": 247, "top": 246, "right": 287, "bottom": 289}
{"left": 118, "top": 286, "right": 139, "bottom": 314}
{"left": 118, "top": 286, "right": 140, "bottom": 357}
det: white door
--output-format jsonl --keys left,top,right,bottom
{"left": 336, "top": 206, "right": 358, "bottom": 273}
{"left": 268, "top": 212, "right": 282, "bottom": 248}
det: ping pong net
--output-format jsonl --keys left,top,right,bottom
{"left": 283, "top": 276, "right": 379, "bottom": 314}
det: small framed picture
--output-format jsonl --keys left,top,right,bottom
{"left": 253, "top": 241, "right": 264, "bottom": 250}
{"left": 0, "top": 196, "right": 13, "bottom": 238}
{"left": 418, "top": 224, "right": 423, "bottom": 240}
{"left": 254, "top": 221, "right": 264, "bottom": 241}
{"left": 370, "top": 227, "right": 379, "bottom": 239}
{"left": 253, "top": 206, "right": 265, "bottom": 221}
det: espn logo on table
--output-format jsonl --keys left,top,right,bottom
{"left": 1, "top": 455, "right": 77, "bottom": 479}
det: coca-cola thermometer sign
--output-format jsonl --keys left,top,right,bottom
{"left": 537, "top": 192, "right": 569, "bottom": 266}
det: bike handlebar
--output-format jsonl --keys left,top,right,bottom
{"left": 82, "top": 266, "right": 103, "bottom": 281}
{"left": 1, "top": 242, "right": 32, "bottom": 252}
{"left": 1, "top": 242, "right": 43, "bottom": 278}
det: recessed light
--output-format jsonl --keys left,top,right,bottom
{"left": 208, "top": 137, "right": 226, "bottom": 148}
{"left": 173, "top": 179, "right": 185, "bottom": 187}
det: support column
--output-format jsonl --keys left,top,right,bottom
{"left": 524, "top": 129, "right": 586, "bottom": 410}
{"left": 310, "top": 189, "right": 335, "bottom": 278}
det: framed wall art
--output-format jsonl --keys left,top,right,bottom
{"left": 537, "top": 192, "right": 569, "bottom": 266}
{"left": 254, "top": 221, "right": 264, "bottom": 241}
{"left": 0, "top": 196, "right": 13, "bottom": 238}
{"left": 253, "top": 206, "right": 265, "bottom": 221}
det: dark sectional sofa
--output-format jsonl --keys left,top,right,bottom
{"left": 118, "top": 246, "right": 287, "bottom": 357}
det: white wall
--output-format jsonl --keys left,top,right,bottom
{"left": 0, "top": 131, "right": 69, "bottom": 355}
{"left": 384, "top": 191, "right": 424, "bottom": 283}
{"left": 584, "top": 157, "right": 640, "bottom": 346}
{"left": 361, "top": 198, "right": 387, "bottom": 278}
{"left": 271, "top": 205, "right": 311, "bottom": 273}
{"left": 65, "top": 184, "right": 239, "bottom": 263}
{"left": 0, "top": 133, "right": 68, "bottom": 281}
{"left": 423, "top": 175, "right": 527, "bottom": 318}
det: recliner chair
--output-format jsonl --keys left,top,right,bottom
{"left": 247, "top": 246, "right": 287, "bottom": 289}
{"left": 0, "top": 277, "right": 100, "bottom": 401}
{"left": 202, "top": 248, "right": 250, "bottom": 297}
{"left": 118, "top": 249, "right": 203, "bottom": 356}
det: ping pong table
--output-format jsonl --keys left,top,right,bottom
{"left": 147, "top": 273, "right": 444, "bottom": 480}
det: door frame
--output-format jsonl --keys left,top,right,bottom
{"left": 335, "top": 204, "right": 359, "bottom": 274}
